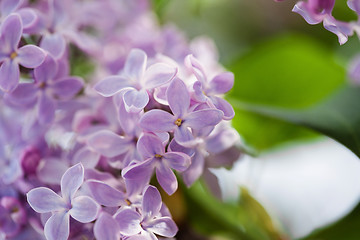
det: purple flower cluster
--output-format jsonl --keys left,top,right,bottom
{"left": 0, "top": 0, "right": 241, "bottom": 239}
{"left": 278, "top": 0, "right": 360, "bottom": 45}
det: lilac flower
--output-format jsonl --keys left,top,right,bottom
{"left": 114, "top": 185, "right": 178, "bottom": 239}
{"left": 7, "top": 55, "right": 83, "bottom": 124}
{"left": 0, "top": 14, "right": 46, "bottom": 92}
{"left": 291, "top": 0, "right": 353, "bottom": 44}
{"left": 140, "top": 77, "right": 223, "bottom": 145}
{"left": 0, "top": 0, "right": 38, "bottom": 30}
{"left": 185, "top": 54, "right": 235, "bottom": 120}
{"left": 94, "top": 48, "right": 177, "bottom": 112}
{"left": 27, "top": 163, "right": 100, "bottom": 240}
{"left": 0, "top": 197, "right": 26, "bottom": 238}
{"left": 122, "top": 134, "right": 191, "bottom": 195}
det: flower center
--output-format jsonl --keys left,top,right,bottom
{"left": 10, "top": 52, "right": 17, "bottom": 60}
{"left": 38, "top": 82, "right": 46, "bottom": 89}
{"left": 174, "top": 118, "right": 182, "bottom": 126}
{"left": 155, "top": 154, "right": 162, "bottom": 158}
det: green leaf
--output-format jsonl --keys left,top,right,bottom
{"left": 229, "top": 86, "right": 360, "bottom": 158}
{"left": 182, "top": 181, "right": 283, "bottom": 240}
{"left": 302, "top": 201, "right": 360, "bottom": 240}
{"left": 227, "top": 34, "right": 346, "bottom": 151}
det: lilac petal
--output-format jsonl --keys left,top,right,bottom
{"left": 17, "top": 8, "right": 37, "bottom": 29}
{"left": 34, "top": 55, "right": 57, "bottom": 83}
{"left": 87, "top": 130, "right": 131, "bottom": 158}
{"left": 185, "top": 54, "right": 207, "bottom": 84}
{"left": 123, "top": 88, "right": 149, "bottom": 112}
{"left": 40, "top": 33, "right": 66, "bottom": 59}
{"left": 37, "top": 93, "right": 55, "bottom": 124}
{"left": 142, "top": 186, "right": 162, "bottom": 221}
{"left": 174, "top": 126, "right": 194, "bottom": 145}
{"left": 143, "top": 63, "right": 177, "bottom": 89}
{"left": 117, "top": 94, "right": 140, "bottom": 136}
{"left": 163, "top": 152, "right": 191, "bottom": 172}
{"left": 61, "top": 163, "right": 84, "bottom": 203}
{"left": 1, "top": 0, "right": 21, "bottom": 16}
{"left": 94, "top": 76, "right": 130, "bottom": 97}
{"left": 182, "top": 151, "right": 205, "bottom": 187}
{"left": 166, "top": 78, "right": 190, "bottom": 117}
{"left": 72, "top": 147, "right": 100, "bottom": 169}
{"left": 124, "top": 48, "right": 147, "bottom": 81}
{"left": 69, "top": 196, "right": 100, "bottom": 223}
{"left": 209, "top": 72, "right": 234, "bottom": 94}
{"left": 37, "top": 158, "right": 68, "bottom": 185}
{"left": 94, "top": 213, "right": 120, "bottom": 240}
{"left": 156, "top": 164, "right": 177, "bottom": 195}
{"left": 206, "top": 125, "right": 239, "bottom": 154}
{"left": 137, "top": 134, "right": 165, "bottom": 160}
{"left": 145, "top": 217, "right": 178, "bottom": 238}
{"left": 323, "top": 16, "right": 353, "bottom": 45}
{"left": 140, "top": 109, "right": 176, "bottom": 132}
{"left": 168, "top": 139, "right": 195, "bottom": 156}
{"left": 125, "top": 176, "right": 151, "bottom": 197}
{"left": 348, "top": 0, "right": 360, "bottom": 14}
{"left": 209, "top": 96, "right": 235, "bottom": 120}
{"left": 185, "top": 109, "right": 223, "bottom": 129}
{"left": 203, "top": 169, "right": 222, "bottom": 199}
{"left": 6, "top": 82, "right": 37, "bottom": 105}
{"left": 127, "top": 235, "right": 150, "bottom": 240}
{"left": 86, "top": 180, "right": 125, "bottom": 207}
{"left": 17, "top": 45, "right": 46, "bottom": 68}
{"left": 114, "top": 209, "right": 142, "bottom": 236}
{"left": 44, "top": 212, "right": 70, "bottom": 240}
{"left": 292, "top": 2, "right": 324, "bottom": 25}
{"left": 0, "top": 60, "right": 19, "bottom": 92}
{"left": 192, "top": 81, "right": 207, "bottom": 102}
{"left": 122, "top": 158, "right": 154, "bottom": 179}
{"left": 0, "top": 14, "right": 22, "bottom": 53}
{"left": 50, "top": 77, "right": 83, "bottom": 99}
{"left": 27, "top": 187, "right": 67, "bottom": 213}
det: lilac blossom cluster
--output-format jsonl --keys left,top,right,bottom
{"left": 0, "top": 0, "right": 241, "bottom": 239}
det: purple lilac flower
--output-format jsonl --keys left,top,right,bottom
{"left": 140, "top": 77, "right": 224, "bottom": 145}
{"left": 0, "top": 197, "right": 26, "bottom": 238}
{"left": 27, "top": 163, "right": 100, "bottom": 240}
{"left": 7, "top": 55, "right": 83, "bottom": 124}
{"left": 114, "top": 185, "right": 178, "bottom": 239}
{"left": 0, "top": 14, "right": 46, "bottom": 92}
{"left": 185, "top": 54, "right": 235, "bottom": 120}
{"left": 122, "top": 134, "right": 191, "bottom": 195}
{"left": 0, "top": 0, "right": 38, "bottom": 30}
{"left": 286, "top": 0, "right": 353, "bottom": 44}
{"left": 94, "top": 48, "right": 177, "bottom": 112}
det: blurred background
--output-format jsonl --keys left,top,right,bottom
{"left": 153, "top": 0, "right": 360, "bottom": 239}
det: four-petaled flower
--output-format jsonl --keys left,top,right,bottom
{"left": 114, "top": 185, "right": 178, "bottom": 239}
{"left": 123, "top": 134, "right": 191, "bottom": 195}
{"left": 0, "top": 14, "right": 46, "bottom": 92}
{"left": 27, "top": 163, "right": 100, "bottom": 240}
{"left": 94, "top": 48, "right": 177, "bottom": 112}
{"left": 140, "top": 77, "right": 224, "bottom": 145}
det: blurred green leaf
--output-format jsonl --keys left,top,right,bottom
{"left": 302, "top": 201, "right": 360, "bottom": 240}
{"left": 182, "top": 181, "right": 284, "bottom": 240}
{"left": 151, "top": 0, "right": 171, "bottom": 22}
{"left": 230, "top": 86, "right": 360, "bottom": 158}
{"left": 227, "top": 34, "right": 346, "bottom": 151}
